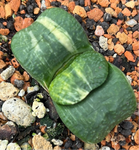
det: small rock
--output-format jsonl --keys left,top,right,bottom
{"left": 116, "top": 32, "right": 127, "bottom": 44}
{"left": 95, "top": 25, "right": 104, "bottom": 36}
{"left": 0, "top": 60, "right": 7, "bottom": 69}
{"left": 120, "top": 129, "right": 132, "bottom": 137}
{"left": 14, "top": 79, "right": 24, "bottom": 89}
{"left": 0, "top": 140, "right": 8, "bottom": 150}
{"left": 125, "top": 1, "right": 135, "bottom": 9}
{"left": 32, "top": 135, "right": 53, "bottom": 150}
{"left": 98, "top": 0, "right": 110, "bottom": 7}
{"left": 0, "top": 29, "right": 10, "bottom": 36}
{"left": 2, "top": 98, "right": 35, "bottom": 127}
{"left": 0, "top": 66, "right": 15, "bottom": 80}
{"left": 114, "top": 44, "right": 125, "bottom": 55}
{"left": 18, "top": 89, "right": 25, "bottom": 97}
{"left": 103, "top": 13, "right": 112, "bottom": 22}
{"left": 54, "top": 146, "right": 61, "bottom": 150}
{"left": 99, "top": 36, "right": 108, "bottom": 51}
{"left": 0, "top": 122, "right": 17, "bottom": 140}
{"left": 105, "top": 7, "right": 117, "bottom": 17}
{"left": 133, "top": 31, "right": 139, "bottom": 39}
{"left": 132, "top": 41, "right": 139, "bottom": 51}
{"left": 101, "top": 146, "right": 110, "bottom": 150}
{"left": 0, "top": 81, "right": 19, "bottom": 101}
{"left": 34, "top": 7, "right": 40, "bottom": 15}
{"left": 107, "top": 24, "right": 119, "bottom": 35}
{"left": 108, "top": 42, "right": 114, "bottom": 50}
{"left": 32, "top": 100, "right": 46, "bottom": 118}
{"left": 6, "top": 143, "right": 21, "bottom": 150}
{"left": 27, "top": 85, "right": 39, "bottom": 93}
{"left": 134, "top": 129, "right": 139, "bottom": 145}
{"left": 20, "top": 142, "right": 32, "bottom": 150}
{"left": 124, "top": 51, "right": 135, "bottom": 62}
{"left": 23, "top": 71, "right": 30, "bottom": 81}
{"left": 120, "top": 121, "right": 134, "bottom": 129}
{"left": 10, "top": 71, "right": 24, "bottom": 85}
{"left": 129, "top": 145, "right": 139, "bottom": 150}
{"left": 84, "top": 143, "right": 99, "bottom": 150}
{"left": 5, "top": 3, "right": 13, "bottom": 19}
{"left": 87, "top": 8, "right": 103, "bottom": 22}
{"left": 73, "top": 5, "right": 87, "bottom": 18}
{"left": 125, "top": 19, "right": 137, "bottom": 27}
{"left": 122, "top": 8, "right": 131, "bottom": 16}
{"left": 51, "top": 139, "right": 63, "bottom": 146}
{"left": 126, "top": 75, "right": 132, "bottom": 84}
{"left": 10, "top": 0, "right": 21, "bottom": 12}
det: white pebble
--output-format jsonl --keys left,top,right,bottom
{"left": 0, "top": 140, "right": 8, "bottom": 150}
{"left": 126, "top": 75, "right": 132, "bottom": 84}
{"left": 51, "top": 139, "right": 63, "bottom": 146}
{"left": 27, "top": 85, "right": 39, "bottom": 93}
{"left": 20, "top": 142, "right": 31, "bottom": 150}
{"left": 32, "top": 100, "right": 46, "bottom": 118}
{"left": 100, "top": 146, "right": 110, "bottom": 150}
{"left": 99, "top": 36, "right": 108, "bottom": 51}
{"left": 2, "top": 98, "right": 35, "bottom": 127}
{"left": 18, "top": 89, "right": 25, "bottom": 97}
{"left": 0, "top": 66, "right": 15, "bottom": 80}
{"left": 6, "top": 143, "right": 21, "bottom": 150}
{"left": 113, "top": 53, "right": 117, "bottom": 58}
{"left": 125, "top": 19, "right": 137, "bottom": 27}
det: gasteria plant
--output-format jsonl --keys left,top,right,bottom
{"left": 11, "top": 8, "right": 136, "bottom": 143}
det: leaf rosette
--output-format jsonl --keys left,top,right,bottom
{"left": 11, "top": 8, "right": 137, "bottom": 143}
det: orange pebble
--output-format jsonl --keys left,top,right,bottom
{"left": 11, "top": 57, "right": 20, "bottom": 68}
{"left": 124, "top": 51, "right": 136, "bottom": 62}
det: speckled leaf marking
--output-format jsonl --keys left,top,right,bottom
{"left": 49, "top": 51, "right": 108, "bottom": 105}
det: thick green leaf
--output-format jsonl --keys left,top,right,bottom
{"left": 54, "top": 63, "right": 136, "bottom": 143}
{"left": 49, "top": 50, "right": 108, "bottom": 105}
{"left": 11, "top": 8, "right": 92, "bottom": 89}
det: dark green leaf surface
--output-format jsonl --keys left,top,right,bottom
{"left": 54, "top": 63, "right": 136, "bottom": 143}
{"left": 11, "top": 8, "right": 92, "bottom": 89}
{"left": 49, "top": 51, "right": 108, "bottom": 105}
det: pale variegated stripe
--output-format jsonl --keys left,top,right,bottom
{"left": 36, "top": 17, "right": 76, "bottom": 52}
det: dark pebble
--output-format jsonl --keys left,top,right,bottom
{"left": 113, "top": 56, "right": 122, "bottom": 68}
{"left": 129, "top": 61, "right": 137, "bottom": 66}
{"left": 74, "top": 14, "right": 82, "bottom": 23}
{"left": 126, "top": 27, "right": 132, "bottom": 31}
{"left": 99, "top": 22, "right": 109, "bottom": 31}
{"left": 126, "top": 44, "right": 132, "bottom": 51}
{"left": 14, "top": 79, "right": 24, "bottom": 89}
{"left": 111, "top": 18, "right": 117, "bottom": 24}
{"left": 120, "top": 129, "right": 132, "bottom": 137}
{"left": 84, "top": 6, "right": 90, "bottom": 12}
{"left": 131, "top": 114, "right": 136, "bottom": 120}
{"left": 136, "top": 5, "right": 139, "bottom": 10}
{"left": 75, "top": 1, "right": 79, "bottom": 5}
{"left": 20, "top": 4, "right": 26, "bottom": 11}
{"left": 7, "top": 21, "right": 14, "bottom": 30}
{"left": 120, "top": 121, "right": 134, "bottom": 130}
{"left": 50, "top": 1, "right": 61, "bottom": 7}
{"left": 99, "top": 48, "right": 105, "bottom": 55}
{"left": 118, "top": 12, "right": 124, "bottom": 20}
{"left": 0, "top": 101, "right": 4, "bottom": 111}
{"left": 119, "top": 140, "right": 126, "bottom": 146}
{"left": 105, "top": 50, "right": 115, "bottom": 56}
{"left": 121, "top": 4, "right": 126, "bottom": 10}
{"left": 27, "top": 5, "right": 34, "bottom": 14}
{"left": 86, "top": 19, "right": 96, "bottom": 28}
{"left": 64, "top": 139, "right": 73, "bottom": 149}
{"left": 123, "top": 43, "right": 128, "bottom": 49}
{"left": 133, "top": 14, "right": 139, "bottom": 21}
{"left": 79, "top": 0, "right": 84, "bottom": 6}
{"left": 60, "top": 5, "right": 68, "bottom": 11}
{"left": 112, "top": 38, "right": 119, "bottom": 45}
{"left": 103, "top": 13, "right": 112, "bottom": 22}
{"left": 132, "top": 23, "right": 139, "bottom": 32}
{"left": 124, "top": 16, "right": 127, "bottom": 21}
{"left": 0, "top": 23, "right": 5, "bottom": 29}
